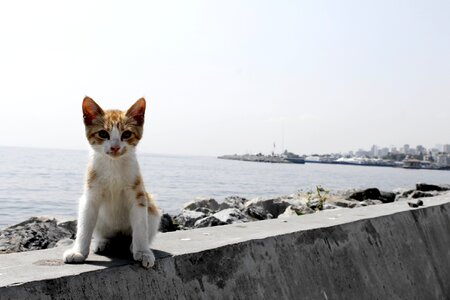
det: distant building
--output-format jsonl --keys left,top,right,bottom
{"left": 379, "top": 147, "right": 389, "bottom": 157}
{"left": 401, "top": 144, "right": 410, "bottom": 154}
{"left": 436, "top": 154, "right": 450, "bottom": 167}
{"left": 416, "top": 145, "right": 426, "bottom": 155}
{"left": 371, "top": 145, "right": 379, "bottom": 157}
{"left": 443, "top": 144, "right": 450, "bottom": 154}
{"left": 356, "top": 149, "right": 371, "bottom": 157}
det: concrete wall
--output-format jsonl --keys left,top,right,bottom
{"left": 1, "top": 194, "right": 449, "bottom": 300}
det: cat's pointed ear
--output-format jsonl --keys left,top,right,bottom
{"left": 126, "top": 97, "right": 146, "bottom": 126}
{"left": 82, "top": 96, "right": 104, "bottom": 126}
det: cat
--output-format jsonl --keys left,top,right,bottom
{"left": 63, "top": 96, "right": 161, "bottom": 268}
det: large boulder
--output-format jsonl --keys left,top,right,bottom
{"left": 410, "top": 191, "right": 435, "bottom": 199}
{"left": 182, "top": 197, "right": 220, "bottom": 212}
{"left": 173, "top": 210, "right": 207, "bottom": 228}
{"left": 0, "top": 217, "right": 76, "bottom": 254}
{"left": 194, "top": 216, "right": 227, "bottom": 228}
{"left": 213, "top": 208, "right": 249, "bottom": 224}
{"left": 245, "top": 205, "right": 273, "bottom": 220}
{"left": 416, "top": 183, "right": 449, "bottom": 192}
{"left": 218, "top": 196, "right": 248, "bottom": 211}
{"left": 347, "top": 188, "right": 381, "bottom": 201}
{"left": 347, "top": 188, "right": 395, "bottom": 203}
{"left": 193, "top": 208, "right": 249, "bottom": 228}
{"left": 379, "top": 191, "right": 396, "bottom": 203}
{"left": 159, "top": 213, "right": 180, "bottom": 232}
{"left": 244, "top": 197, "right": 302, "bottom": 219}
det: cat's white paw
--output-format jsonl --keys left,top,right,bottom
{"left": 133, "top": 250, "right": 155, "bottom": 269}
{"left": 93, "top": 239, "right": 109, "bottom": 253}
{"left": 63, "top": 249, "right": 87, "bottom": 264}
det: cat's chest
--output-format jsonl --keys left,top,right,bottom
{"left": 90, "top": 158, "right": 140, "bottom": 200}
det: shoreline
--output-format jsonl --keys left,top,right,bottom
{"left": 305, "top": 159, "right": 450, "bottom": 171}
{"left": 218, "top": 154, "right": 450, "bottom": 171}
{"left": 1, "top": 183, "right": 448, "bottom": 254}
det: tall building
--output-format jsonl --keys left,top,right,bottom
{"left": 379, "top": 148, "right": 389, "bottom": 157}
{"left": 390, "top": 146, "right": 398, "bottom": 154}
{"left": 436, "top": 154, "right": 450, "bottom": 167}
{"left": 401, "top": 144, "right": 410, "bottom": 154}
{"left": 443, "top": 144, "right": 450, "bottom": 153}
{"left": 416, "top": 145, "right": 426, "bottom": 155}
{"left": 371, "top": 145, "right": 379, "bottom": 157}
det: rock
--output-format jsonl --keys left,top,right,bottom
{"left": 244, "top": 197, "right": 302, "bottom": 219}
{"left": 347, "top": 188, "right": 395, "bottom": 203}
{"left": 278, "top": 205, "right": 315, "bottom": 218}
{"left": 159, "top": 213, "right": 180, "bottom": 233}
{"left": 182, "top": 197, "right": 220, "bottom": 212}
{"left": 347, "top": 188, "right": 382, "bottom": 201}
{"left": 408, "top": 201, "right": 419, "bottom": 208}
{"left": 399, "top": 189, "right": 416, "bottom": 198}
{"left": 194, "top": 216, "right": 227, "bottom": 228}
{"left": 407, "top": 199, "right": 425, "bottom": 208}
{"left": 416, "top": 183, "right": 449, "bottom": 192}
{"left": 0, "top": 217, "right": 76, "bottom": 254}
{"left": 333, "top": 199, "right": 357, "bottom": 208}
{"left": 410, "top": 191, "right": 434, "bottom": 199}
{"left": 192, "top": 207, "right": 215, "bottom": 214}
{"left": 245, "top": 205, "right": 273, "bottom": 220}
{"left": 174, "top": 210, "right": 207, "bottom": 228}
{"left": 379, "top": 191, "right": 396, "bottom": 203}
{"left": 218, "top": 196, "right": 248, "bottom": 210}
{"left": 213, "top": 208, "right": 249, "bottom": 224}
{"left": 57, "top": 220, "right": 77, "bottom": 236}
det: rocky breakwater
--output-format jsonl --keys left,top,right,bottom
{"left": 1, "top": 183, "right": 449, "bottom": 254}
{"left": 0, "top": 217, "right": 76, "bottom": 254}
{"left": 169, "top": 182, "right": 449, "bottom": 230}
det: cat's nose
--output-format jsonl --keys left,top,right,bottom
{"left": 110, "top": 146, "right": 120, "bottom": 153}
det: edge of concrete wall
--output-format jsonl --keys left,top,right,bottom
{"left": 1, "top": 194, "right": 450, "bottom": 300}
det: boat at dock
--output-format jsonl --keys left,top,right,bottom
{"left": 218, "top": 150, "right": 305, "bottom": 164}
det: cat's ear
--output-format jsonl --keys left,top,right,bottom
{"left": 82, "top": 96, "right": 104, "bottom": 126}
{"left": 126, "top": 97, "right": 146, "bottom": 126}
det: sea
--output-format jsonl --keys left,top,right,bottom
{"left": 1, "top": 146, "right": 450, "bottom": 229}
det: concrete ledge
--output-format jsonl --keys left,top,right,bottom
{"left": 1, "top": 194, "right": 450, "bottom": 299}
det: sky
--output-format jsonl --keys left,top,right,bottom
{"left": 0, "top": 1, "right": 449, "bottom": 156}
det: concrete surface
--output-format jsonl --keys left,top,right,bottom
{"left": 1, "top": 193, "right": 450, "bottom": 299}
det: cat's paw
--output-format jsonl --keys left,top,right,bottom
{"left": 133, "top": 250, "right": 155, "bottom": 269}
{"left": 63, "top": 249, "right": 87, "bottom": 264}
{"left": 93, "top": 239, "right": 109, "bottom": 253}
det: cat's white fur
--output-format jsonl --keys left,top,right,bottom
{"left": 63, "top": 97, "right": 160, "bottom": 268}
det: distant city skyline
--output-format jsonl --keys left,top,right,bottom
{"left": 300, "top": 143, "right": 450, "bottom": 156}
{"left": 1, "top": 1, "right": 450, "bottom": 156}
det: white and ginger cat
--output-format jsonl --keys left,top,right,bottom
{"left": 63, "top": 97, "right": 161, "bottom": 268}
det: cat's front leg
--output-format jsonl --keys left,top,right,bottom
{"left": 130, "top": 204, "right": 154, "bottom": 268}
{"left": 63, "top": 193, "right": 100, "bottom": 263}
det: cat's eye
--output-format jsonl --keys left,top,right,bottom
{"left": 98, "top": 130, "right": 110, "bottom": 139}
{"left": 121, "top": 130, "right": 132, "bottom": 140}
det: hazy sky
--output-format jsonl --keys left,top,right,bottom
{"left": 1, "top": 1, "right": 449, "bottom": 156}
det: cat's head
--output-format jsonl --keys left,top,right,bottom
{"left": 82, "top": 97, "right": 146, "bottom": 158}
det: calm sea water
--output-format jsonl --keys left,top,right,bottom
{"left": 1, "top": 146, "right": 450, "bottom": 228}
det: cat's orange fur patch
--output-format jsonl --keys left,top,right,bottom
{"left": 86, "top": 167, "right": 96, "bottom": 188}
{"left": 135, "top": 191, "right": 159, "bottom": 215}
{"left": 133, "top": 176, "right": 142, "bottom": 191}
{"left": 146, "top": 193, "right": 160, "bottom": 216}
{"left": 136, "top": 191, "right": 146, "bottom": 206}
